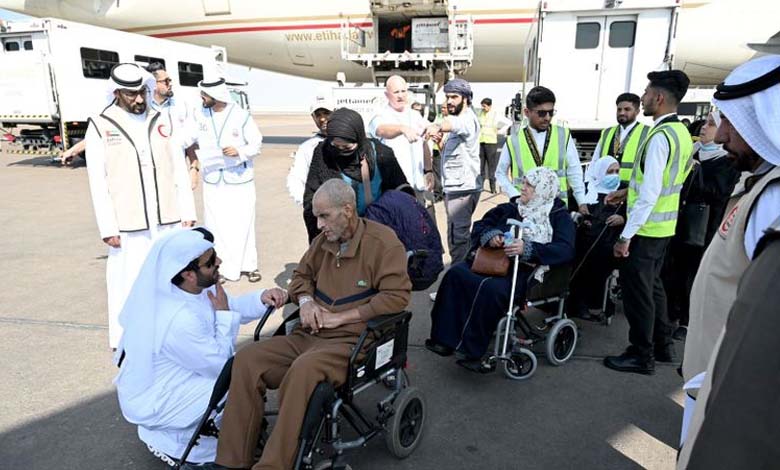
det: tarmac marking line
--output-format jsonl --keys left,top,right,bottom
{"left": 0, "top": 316, "right": 107, "bottom": 331}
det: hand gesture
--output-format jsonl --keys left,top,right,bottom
{"left": 222, "top": 146, "right": 239, "bottom": 157}
{"left": 261, "top": 288, "right": 288, "bottom": 308}
{"left": 488, "top": 234, "right": 505, "bottom": 248}
{"left": 504, "top": 239, "right": 525, "bottom": 258}
{"left": 402, "top": 126, "right": 420, "bottom": 143}
{"left": 300, "top": 300, "right": 331, "bottom": 334}
{"left": 103, "top": 235, "right": 121, "bottom": 248}
{"left": 208, "top": 282, "right": 230, "bottom": 311}
{"left": 605, "top": 189, "right": 628, "bottom": 206}
{"left": 605, "top": 215, "right": 625, "bottom": 227}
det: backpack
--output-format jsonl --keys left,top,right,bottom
{"left": 364, "top": 189, "right": 444, "bottom": 291}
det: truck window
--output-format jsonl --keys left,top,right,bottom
{"left": 135, "top": 55, "right": 166, "bottom": 68}
{"left": 609, "top": 21, "right": 636, "bottom": 48}
{"left": 23, "top": 40, "right": 33, "bottom": 51}
{"left": 178, "top": 61, "right": 204, "bottom": 87}
{"left": 3, "top": 40, "right": 20, "bottom": 52}
{"left": 575, "top": 23, "right": 600, "bottom": 49}
{"left": 81, "top": 47, "right": 120, "bottom": 80}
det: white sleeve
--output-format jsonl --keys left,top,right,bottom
{"left": 169, "top": 137, "right": 197, "bottom": 222}
{"left": 744, "top": 181, "right": 780, "bottom": 259}
{"left": 228, "top": 290, "right": 273, "bottom": 324}
{"left": 621, "top": 134, "right": 669, "bottom": 239}
{"left": 237, "top": 114, "right": 262, "bottom": 161}
{"left": 565, "top": 137, "right": 586, "bottom": 205}
{"left": 367, "top": 112, "right": 385, "bottom": 139}
{"left": 287, "top": 139, "right": 317, "bottom": 205}
{"left": 445, "top": 113, "right": 470, "bottom": 137}
{"left": 85, "top": 123, "right": 119, "bottom": 239}
{"left": 163, "top": 306, "right": 240, "bottom": 378}
{"left": 496, "top": 143, "right": 520, "bottom": 198}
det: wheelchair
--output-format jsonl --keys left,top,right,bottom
{"left": 488, "top": 263, "right": 579, "bottom": 381}
{"left": 176, "top": 308, "right": 425, "bottom": 470}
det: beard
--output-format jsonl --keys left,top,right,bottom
{"left": 447, "top": 101, "right": 465, "bottom": 116}
{"left": 129, "top": 103, "right": 146, "bottom": 115}
{"left": 196, "top": 269, "right": 217, "bottom": 289}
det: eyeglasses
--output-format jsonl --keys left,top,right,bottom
{"left": 156, "top": 78, "right": 172, "bottom": 84}
{"left": 534, "top": 109, "right": 556, "bottom": 118}
{"left": 198, "top": 251, "right": 217, "bottom": 269}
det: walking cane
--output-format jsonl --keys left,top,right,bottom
{"left": 499, "top": 218, "right": 528, "bottom": 359}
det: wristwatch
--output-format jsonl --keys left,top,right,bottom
{"left": 299, "top": 295, "right": 313, "bottom": 306}
{"left": 617, "top": 236, "right": 631, "bottom": 244}
{"left": 424, "top": 169, "right": 433, "bottom": 174}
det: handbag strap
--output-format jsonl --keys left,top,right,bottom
{"left": 360, "top": 157, "right": 373, "bottom": 207}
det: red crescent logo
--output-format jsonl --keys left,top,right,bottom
{"left": 157, "top": 124, "right": 170, "bottom": 138}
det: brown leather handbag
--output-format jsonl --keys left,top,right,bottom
{"left": 471, "top": 247, "right": 510, "bottom": 277}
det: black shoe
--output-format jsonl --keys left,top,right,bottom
{"left": 425, "top": 338, "right": 454, "bottom": 357}
{"left": 456, "top": 357, "right": 496, "bottom": 374}
{"left": 654, "top": 343, "right": 678, "bottom": 363}
{"left": 603, "top": 352, "right": 655, "bottom": 375}
{"left": 672, "top": 326, "right": 688, "bottom": 341}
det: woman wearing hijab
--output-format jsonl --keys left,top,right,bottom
{"left": 567, "top": 157, "right": 626, "bottom": 321}
{"left": 302, "top": 108, "right": 408, "bottom": 242}
{"left": 424, "top": 167, "right": 575, "bottom": 373}
{"left": 662, "top": 111, "right": 740, "bottom": 340}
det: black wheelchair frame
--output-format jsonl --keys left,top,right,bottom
{"left": 177, "top": 307, "right": 425, "bottom": 470}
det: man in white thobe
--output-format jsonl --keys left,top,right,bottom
{"left": 85, "top": 63, "right": 196, "bottom": 348}
{"left": 114, "top": 228, "right": 288, "bottom": 465}
{"left": 369, "top": 75, "right": 434, "bottom": 213}
{"left": 191, "top": 77, "right": 263, "bottom": 283}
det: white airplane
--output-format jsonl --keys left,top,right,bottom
{"left": 0, "top": 0, "right": 777, "bottom": 85}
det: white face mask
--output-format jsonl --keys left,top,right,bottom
{"left": 601, "top": 174, "right": 621, "bottom": 191}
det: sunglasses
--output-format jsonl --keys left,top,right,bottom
{"left": 198, "top": 250, "right": 217, "bottom": 269}
{"left": 156, "top": 78, "right": 173, "bottom": 85}
{"left": 534, "top": 109, "right": 556, "bottom": 118}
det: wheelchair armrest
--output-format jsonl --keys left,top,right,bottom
{"left": 366, "top": 311, "right": 413, "bottom": 332}
{"left": 253, "top": 305, "right": 276, "bottom": 341}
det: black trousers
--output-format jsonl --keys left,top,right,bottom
{"left": 661, "top": 238, "right": 704, "bottom": 327}
{"left": 479, "top": 143, "right": 499, "bottom": 190}
{"left": 619, "top": 235, "right": 673, "bottom": 357}
{"left": 432, "top": 150, "right": 444, "bottom": 202}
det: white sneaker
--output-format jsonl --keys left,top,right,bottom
{"left": 429, "top": 292, "right": 437, "bottom": 302}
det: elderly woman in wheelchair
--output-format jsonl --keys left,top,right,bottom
{"left": 425, "top": 167, "right": 577, "bottom": 377}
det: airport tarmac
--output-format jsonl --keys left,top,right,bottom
{"left": 0, "top": 114, "right": 682, "bottom": 469}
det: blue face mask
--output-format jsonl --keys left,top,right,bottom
{"left": 601, "top": 174, "right": 621, "bottom": 191}
{"left": 701, "top": 142, "right": 719, "bottom": 151}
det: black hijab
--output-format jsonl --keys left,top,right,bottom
{"left": 323, "top": 108, "right": 377, "bottom": 169}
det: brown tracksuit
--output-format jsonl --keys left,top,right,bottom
{"left": 216, "top": 219, "right": 411, "bottom": 469}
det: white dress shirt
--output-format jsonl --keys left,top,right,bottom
{"left": 495, "top": 125, "right": 586, "bottom": 203}
{"left": 620, "top": 113, "right": 675, "bottom": 239}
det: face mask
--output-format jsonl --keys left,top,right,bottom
{"left": 601, "top": 174, "right": 620, "bottom": 191}
{"left": 701, "top": 142, "right": 718, "bottom": 151}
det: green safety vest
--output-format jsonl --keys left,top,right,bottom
{"left": 627, "top": 121, "right": 694, "bottom": 238}
{"left": 479, "top": 109, "right": 498, "bottom": 144}
{"left": 507, "top": 125, "right": 570, "bottom": 201}
{"left": 597, "top": 122, "right": 650, "bottom": 183}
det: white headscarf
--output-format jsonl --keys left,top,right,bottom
{"left": 712, "top": 55, "right": 780, "bottom": 166}
{"left": 695, "top": 111, "right": 728, "bottom": 162}
{"left": 517, "top": 166, "right": 559, "bottom": 244}
{"left": 198, "top": 77, "right": 233, "bottom": 104}
{"left": 105, "top": 63, "right": 156, "bottom": 107}
{"left": 114, "top": 229, "right": 212, "bottom": 418}
{"left": 583, "top": 156, "right": 619, "bottom": 204}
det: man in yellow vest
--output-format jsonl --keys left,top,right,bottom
{"left": 85, "top": 63, "right": 197, "bottom": 348}
{"left": 478, "top": 97, "right": 506, "bottom": 194}
{"left": 589, "top": 93, "right": 650, "bottom": 187}
{"left": 495, "top": 86, "right": 587, "bottom": 211}
{"left": 604, "top": 70, "right": 693, "bottom": 375}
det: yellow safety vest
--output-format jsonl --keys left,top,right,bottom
{"left": 507, "top": 125, "right": 570, "bottom": 201}
{"left": 597, "top": 122, "right": 650, "bottom": 183}
{"left": 479, "top": 110, "right": 498, "bottom": 144}
{"left": 627, "top": 121, "right": 694, "bottom": 238}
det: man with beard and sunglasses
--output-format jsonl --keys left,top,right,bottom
{"left": 85, "top": 63, "right": 197, "bottom": 349}
{"left": 302, "top": 108, "right": 407, "bottom": 243}
{"left": 113, "top": 228, "right": 287, "bottom": 466}
{"left": 679, "top": 55, "right": 780, "bottom": 443}
{"left": 495, "top": 86, "right": 587, "bottom": 212}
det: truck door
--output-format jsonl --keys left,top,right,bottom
{"left": 571, "top": 16, "right": 606, "bottom": 120}
{"left": 0, "top": 32, "right": 58, "bottom": 124}
{"left": 597, "top": 15, "right": 637, "bottom": 122}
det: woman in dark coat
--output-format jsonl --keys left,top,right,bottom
{"left": 302, "top": 108, "right": 407, "bottom": 242}
{"left": 567, "top": 156, "right": 626, "bottom": 320}
{"left": 425, "top": 167, "right": 576, "bottom": 372}
{"left": 662, "top": 111, "right": 740, "bottom": 340}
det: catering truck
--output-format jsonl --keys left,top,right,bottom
{"left": 0, "top": 17, "right": 245, "bottom": 158}
{"left": 522, "top": 0, "right": 684, "bottom": 156}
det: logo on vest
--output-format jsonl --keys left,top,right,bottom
{"left": 157, "top": 124, "right": 170, "bottom": 138}
{"left": 719, "top": 203, "right": 739, "bottom": 239}
{"left": 105, "top": 130, "right": 122, "bottom": 146}
{"left": 232, "top": 129, "right": 240, "bottom": 138}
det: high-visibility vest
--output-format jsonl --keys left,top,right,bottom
{"left": 507, "top": 125, "right": 570, "bottom": 201}
{"left": 479, "top": 109, "right": 498, "bottom": 144}
{"left": 627, "top": 122, "right": 693, "bottom": 238}
{"left": 597, "top": 122, "right": 650, "bottom": 183}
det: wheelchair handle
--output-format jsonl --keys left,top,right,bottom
{"left": 253, "top": 305, "right": 277, "bottom": 341}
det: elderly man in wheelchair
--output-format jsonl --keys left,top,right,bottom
{"left": 425, "top": 167, "right": 577, "bottom": 378}
{"left": 200, "top": 179, "right": 416, "bottom": 470}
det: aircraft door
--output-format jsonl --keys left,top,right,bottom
{"left": 597, "top": 15, "right": 637, "bottom": 122}
{"left": 202, "top": 0, "right": 231, "bottom": 16}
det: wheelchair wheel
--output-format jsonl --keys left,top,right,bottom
{"left": 385, "top": 386, "right": 425, "bottom": 459}
{"left": 501, "top": 347, "right": 537, "bottom": 380}
{"left": 545, "top": 318, "right": 578, "bottom": 366}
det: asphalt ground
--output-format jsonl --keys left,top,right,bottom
{"left": 0, "top": 114, "right": 683, "bottom": 469}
